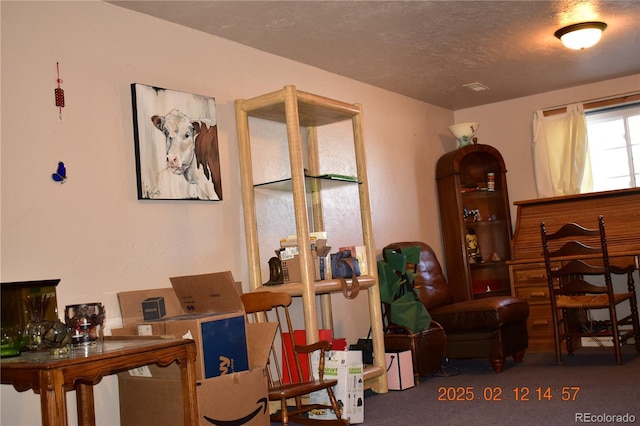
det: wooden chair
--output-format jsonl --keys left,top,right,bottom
{"left": 540, "top": 215, "right": 640, "bottom": 365}
{"left": 240, "top": 291, "right": 348, "bottom": 425}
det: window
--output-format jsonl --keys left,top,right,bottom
{"left": 585, "top": 103, "right": 640, "bottom": 192}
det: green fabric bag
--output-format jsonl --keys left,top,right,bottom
{"left": 383, "top": 250, "right": 407, "bottom": 274}
{"left": 390, "top": 295, "right": 432, "bottom": 333}
{"left": 377, "top": 260, "right": 402, "bottom": 304}
{"left": 399, "top": 245, "right": 420, "bottom": 285}
{"left": 399, "top": 245, "right": 421, "bottom": 264}
{"left": 378, "top": 245, "right": 432, "bottom": 333}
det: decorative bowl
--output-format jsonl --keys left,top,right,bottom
{"left": 1, "top": 325, "right": 29, "bottom": 357}
{"left": 448, "top": 122, "right": 479, "bottom": 147}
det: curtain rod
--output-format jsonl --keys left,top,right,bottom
{"left": 542, "top": 92, "right": 640, "bottom": 117}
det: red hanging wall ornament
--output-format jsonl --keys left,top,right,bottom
{"left": 54, "top": 62, "right": 65, "bottom": 120}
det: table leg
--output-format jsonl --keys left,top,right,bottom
{"left": 76, "top": 383, "right": 96, "bottom": 426}
{"left": 39, "top": 369, "right": 68, "bottom": 426}
{"left": 180, "top": 342, "right": 199, "bottom": 426}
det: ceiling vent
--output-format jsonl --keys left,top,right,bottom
{"left": 463, "top": 82, "right": 490, "bottom": 92}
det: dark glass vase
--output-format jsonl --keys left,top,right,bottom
{"left": 24, "top": 319, "right": 50, "bottom": 351}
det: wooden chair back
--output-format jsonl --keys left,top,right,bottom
{"left": 541, "top": 217, "right": 613, "bottom": 296}
{"left": 240, "top": 291, "right": 347, "bottom": 425}
{"left": 540, "top": 215, "right": 640, "bottom": 365}
{"left": 241, "top": 291, "right": 303, "bottom": 388}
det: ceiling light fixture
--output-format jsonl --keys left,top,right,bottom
{"left": 554, "top": 21, "right": 607, "bottom": 50}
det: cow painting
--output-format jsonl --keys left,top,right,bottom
{"left": 151, "top": 109, "right": 222, "bottom": 200}
{"left": 131, "top": 83, "right": 222, "bottom": 201}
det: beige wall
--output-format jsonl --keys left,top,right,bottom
{"left": 1, "top": 2, "right": 451, "bottom": 424}
{"left": 454, "top": 74, "right": 640, "bottom": 220}
{"left": 2, "top": 1, "right": 638, "bottom": 424}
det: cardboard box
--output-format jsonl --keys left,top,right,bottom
{"left": 278, "top": 237, "right": 331, "bottom": 282}
{"left": 118, "top": 322, "right": 277, "bottom": 426}
{"left": 118, "top": 363, "right": 185, "bottom": 426}
{"left": 116, "top": 277, "right": 244, "bottom": 328}
{"left": 111, "top": 325, "right": 139, "bottom": 336}
{"left": 164, "top": 313, "right": 247, "bottom": 379}
{"left": 279, "top": 252, "right": 302, "bottom": 283}
{"left": 385, "top": 351, "right": 415, "bottom": 390}
{"left": 170, "top": 272, "right": 250, "bottom": 380}
{"left": 581, "top": 336, "right": 614, "bottom": 347}
{"left": 309, "top": 350, "right": 364, "bottom": 424}
{"left": 117, "top": 287, "right": 182, "bottom": 329}
{"left": 115, "top": 272, "right": 250, "bottom": 381}
{"left": 142, "top": 296, "right": 166, "bottom": 321}
{"left": 137, "top": 322, "right": 167, "bottom": 336}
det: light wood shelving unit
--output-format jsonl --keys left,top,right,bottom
{"left": 235, "top": 85, "right": 387, "bottom": 393}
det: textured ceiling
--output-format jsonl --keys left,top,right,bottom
{"left": 108, "top": 1, "right": 640, "bottom": 110}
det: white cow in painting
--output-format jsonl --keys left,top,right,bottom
{"left": 151, "top": 109, "right": 222, "bottom": 200}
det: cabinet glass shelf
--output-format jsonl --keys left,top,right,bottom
{"left": 254, "top": 175, "right": 361, "bottom": 191}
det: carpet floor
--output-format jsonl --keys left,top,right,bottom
{"left": 362, "top": 344, "right": 639, "bottom": 425}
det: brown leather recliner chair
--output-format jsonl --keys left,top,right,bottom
{"left": 384, "top": 242, "right": 529, "bottom": 373}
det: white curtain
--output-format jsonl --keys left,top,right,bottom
{"left": 532, "top": 103, "right": 592, "bottom": 198}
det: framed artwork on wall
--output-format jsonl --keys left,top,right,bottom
{"left": 131, "top": 83, "right": 222, "bottom": 201}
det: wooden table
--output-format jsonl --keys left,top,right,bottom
{"left": 1, "top": 337, "right": 199, "bottom": 426}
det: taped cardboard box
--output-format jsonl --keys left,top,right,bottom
{"left": 167, "top": 272, "right": 248, "bottom": 380}
{"left": 114, "top": 272, "right": 249, "bottom": 381}
{"left": 135, "top": 321, "right": 167, "bottom": 336}
{"left": 164, "top": 312, "right": 246, "bottom": 380}
{"left": 118, "top": 322, "right": 277, "bottom": 426}
{"left": 115, "top": 279, "right": 243, "bottom": 328}
{"left": 278, "top": 237, "right": 331, "bottom": 282}
{"left": 112, "top": 287, "right": 181, "bottom": 337}
{"left": 116, "top": 287, "right": 182, "bottom": 330}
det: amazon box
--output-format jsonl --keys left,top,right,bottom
{"left": 118, "top": 322, "right": 277, "bottom": 426}
{"left": 166, "top": 272, "right": 248, "bottom": 380}
{"left": 115, "top": 272, "right": 249, "bottom": 381}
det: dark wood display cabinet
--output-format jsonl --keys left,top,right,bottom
{"left": 436, "top": 144, "right": 513, "bottom": 302}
